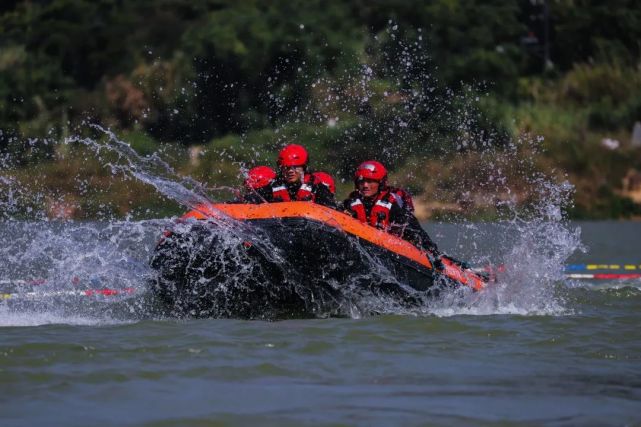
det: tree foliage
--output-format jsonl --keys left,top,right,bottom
{"left": 1, "top": 1, "right": 640, "bottom": 181}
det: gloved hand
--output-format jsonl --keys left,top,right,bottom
{"left": 426, "top": 251, "right": 444, "bottom": 272}
{"left": 445, "top": 255, "right": 470, "bottom": 270}
{"left": 434, "top": 255, "right": 445, "bottom": 272}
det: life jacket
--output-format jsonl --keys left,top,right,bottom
{"left": 272, "top": 174, "right": 315, "bottom": 202}
{"left": 348, "top": 190, "right": 397, "bottom": 230}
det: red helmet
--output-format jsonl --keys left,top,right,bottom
{"left": 277, "top": 144, "right": 308, "bottom": 167}
{"left": 313, "top": 171, "right": 336, "bottom": 194}
{"left": 354, "top": 160, "right": 387, "bottom": 185}
{"left": 244, "top": 166, "right": 276, "bottom": 190}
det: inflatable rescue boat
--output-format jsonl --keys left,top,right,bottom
{"left": 150, "top": 201, "right": 488, "bottom": 319}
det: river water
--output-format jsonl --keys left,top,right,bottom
{"left": 1, "top": 221, "right": 640, "bottom": 426}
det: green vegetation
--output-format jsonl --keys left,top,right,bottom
{"left": 1, "top": 0, "right": 640, "bottom": 219}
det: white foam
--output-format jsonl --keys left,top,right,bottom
{"left": 0, "top": 306, "right": 130, "bottom": 327}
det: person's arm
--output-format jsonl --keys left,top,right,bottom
{"left": 404, "top": 214, "right": 439, "bottom": 253}
{"left": 390, "top": 204, "right": 439, "bottom": 253}
{"left": 242, "top": 186, "right": 273, "bottom": 204}
{"left": 314, "top": 183, "right": 338, "bottom": 209}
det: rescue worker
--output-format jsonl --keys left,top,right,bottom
{"left": 242, "top": 165, "right": 276, "bottom": 203}
{"left": 342, "top": 160, "right": 439, "bottom": 254}
{"left": 312, "top": 171, "right": 336, "bottom": 196}
{"left": 270, "top": 144, "right": 336, "bottom": 208}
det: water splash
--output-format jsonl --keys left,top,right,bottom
{"left": 426, "top": 163, "right": 583, "bottom": 316}
{"left": 1, "top": 132, "right": 581, "bottom": 322}
{"left": 0, "top": 219, "right": 166, "bottom": 325}
{"left": 68, "top": 124, "right": 218, "bottom": 210}
{"left": 0, "top": 25, "right": 585, "bottom": 322}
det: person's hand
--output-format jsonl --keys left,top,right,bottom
{"left": 426, "top": 251, "right": 444, "bottom": 272}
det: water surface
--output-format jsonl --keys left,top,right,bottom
{"left": 1, "top": 221, "right": 640, "bottom": 426}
